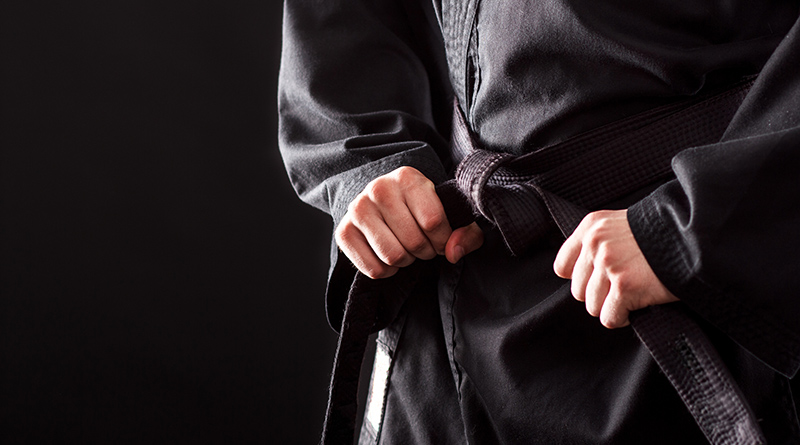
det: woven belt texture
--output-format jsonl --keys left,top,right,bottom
{"left": 321, "top": 77, "right": 764, "bottom": 445}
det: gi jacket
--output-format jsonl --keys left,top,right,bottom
{"left": 279, "top": 0, "right": 800, "bottom": 443}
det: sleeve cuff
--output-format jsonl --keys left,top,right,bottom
{"left": 322, "top": 146, "right": 448, "bottom": 332}
{"left": 628, "top": 185, "right": 800, "bottom": 377}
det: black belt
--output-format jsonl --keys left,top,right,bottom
{"left": 322, "top": 77, "right": 764, "bottom": 445}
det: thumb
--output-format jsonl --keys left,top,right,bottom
{"left": 445, "top": 222, "right": 484, "bottom": 263}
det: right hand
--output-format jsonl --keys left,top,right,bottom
{"left": 335, "top": 166, "right": 484, "bottom": 279}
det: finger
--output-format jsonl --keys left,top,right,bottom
{"left": 364, "top": 168, "right": 438, "bottom": 260}
{"left": 404, "top": 183, "right": 452, "bottom": 255}
{"left": 554, "top": 232, "right": 585, "bottom": 279}
{"left": 445, "top": 222, "right": 484, "bottom": 263}
{"left": 599, "top": 286, "right": 631, "bottom": 329}
{"left": 584, "top": 268, "right": 610, "bottom": 317}
{"left": 554, "top": 213, "right": 596, "bottom": 278}
{"left": 381, "top": 205, "right": 437, "bottom": 260}
{"left": 570, "top": 247, "right": 593, "bottom": 302}
{"left": 336, "top": 221, "right": 399, "bottom": 279}
{"left": 350, "top": 200, "right": 416, "bottom": 268}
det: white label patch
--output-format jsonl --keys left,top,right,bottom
{"left": 365, "top": 345, "right": 392, "bottom": 433}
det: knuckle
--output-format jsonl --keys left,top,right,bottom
{"left": 614, "top": 274, "right": 632, "bottom": 293}
{"left": 594, "top": 210, "right": 614, "bottom": 221}
{"left": 382, "top": 248, "right": 410, "bottom": 267}
{"left": 418, "top": 211, "right": 445, "bottom": 232}
{"left": 349, "top": 194, "right": 371, "bottom": 215}
{"left": 596, "top": 216, "right": 616, "bottom": 233}
{"left": 363, "top": 262, "right": 391, "bottom": 279}
{"left": 595, "top": 245, "right": 613, "bottom": 267}
{"left": 334, "top": 222, "right": 354, "bottom": 246}
{"left": 405, "top": 236, "right": 430, "bottom": 255}
{"left": 363, "top": 267, "right": 383, "bottom": 280}
{"left": 417, "top": 250, "right": 437, "bottom": 261}
{"left": 394, "top": 166, "right": 421, "bottom": 182}
{"left": 582, "top": 212, "right": 614, "bottom": 244}
{"left": 414, "top": 245, "right": 437, "bottom": 260}
{"left": 397, "top": 166, "right": 435, "bottom": 194}
{"left": 583, "top": 212, "right": 602, "bottom": 226}
{"left": 365, "top": 180, "right": 392, "bottom": 204}
{"left": 584, "top": 225, "right": 604, "bottom": 249}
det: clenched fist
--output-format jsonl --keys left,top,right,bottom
{"left": 335, "top": 166, "right": 484, "bottom": 279}
{"left": 553, "top": 209, "right": 678, "bottom": 328}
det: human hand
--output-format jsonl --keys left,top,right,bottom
{"left": 335, "top": 166, "right": 484, "bottom": 279}
{"left": 553, "top": 209, "right": 678, "bottom": 328}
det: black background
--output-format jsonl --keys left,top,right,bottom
{"left": 2, "top": 1, "right": 338, "bottom": 442}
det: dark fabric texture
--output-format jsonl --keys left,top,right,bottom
{"left": 279, "top": 0, "right": 454, "bottom": 333}
{"left": 442, "top": 78, "right": 754, "bottom": 256}
{"left": 443, "top": 226, "right": 707, "bottom": 444}
{"left": 278, "top": 0, "right": 800, "bottom": 443}
{"left": 329, "top": 81, "right": 766, "bottom": 443}
{"left": 368, "top": 272, "right": 467, "bottom": 445}
{"left": 627, "top": 14, "right": 800, "bottom": 380}
{"left": 442, "top": 80, "right": 766, "bottom": 443}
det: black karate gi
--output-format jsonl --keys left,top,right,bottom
{"left": 278, "top": 0, "right": 800, "bottom": 443}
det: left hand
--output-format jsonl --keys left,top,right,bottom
{"left": 553, "top": 209, "right": 678, "bottom": 328}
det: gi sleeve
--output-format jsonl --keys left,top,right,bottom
{"left": 628, "top": 16, "right": 800, "bottom": 378}
{"left": 277, "top": 0, "right": 453, "bottom": 330}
